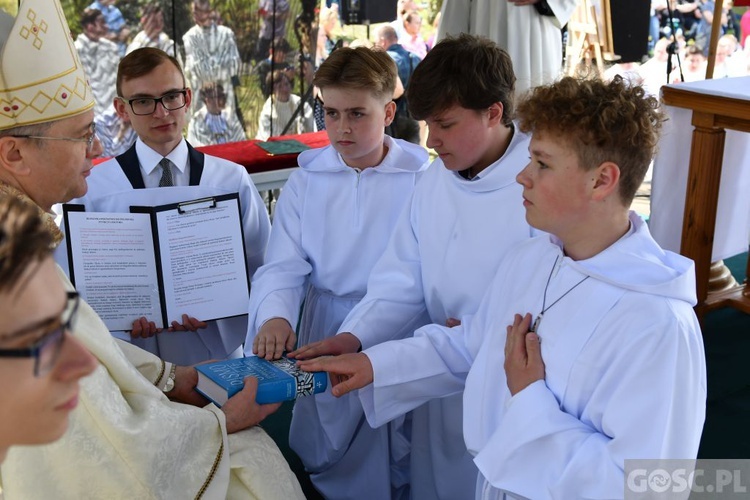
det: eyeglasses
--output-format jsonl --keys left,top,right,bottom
{"left": 10, "top": 124, "right": 98, "bottom": 155}
{"left": 121, "top": 90, "right": 188, "bottom": 116}
{"left": 0, "top": 292, "right": 80, "bottom": 377}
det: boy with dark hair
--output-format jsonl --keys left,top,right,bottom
{"left": 298, "top": 76, "right": 707, "bottom": 499}
{"left": 58, "top": 47, "right": 270, "bottom": 365}
{"left": 292, "top": 34, "right": 535, "bottom": 499}
{"left": 245, "top": 46, "right": 429, "bottom": 499}
{"left": 406, "top": 34, "right": 515, "bottom": 128}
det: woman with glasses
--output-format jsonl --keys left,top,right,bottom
{"left": 0, "top": 194, "right": 97, "bottom": 463}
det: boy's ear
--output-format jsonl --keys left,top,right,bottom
{"left": 487, "top": 102, "right": 504, "bottom": 126}
{"left": 383, "top": 100, "right": 397, "bottom": 127}
{"left": 591, "top": 161, "right": 620, "bottom": 201}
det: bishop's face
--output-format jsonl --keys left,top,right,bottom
{"left": 19, "top": 110, "right": 102, "bottom": 212}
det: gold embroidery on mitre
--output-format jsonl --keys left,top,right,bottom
{"left": 0, "top": 0, "right": 94, "bottom": 130}
{"left": 19, "top": 9, "right": 48, "bottom": 50}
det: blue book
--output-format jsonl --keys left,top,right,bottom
{"left": 195, "top": 356, "right": 327, "bottom": 406}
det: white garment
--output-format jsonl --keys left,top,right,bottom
{"left": 636, "top": 56, "right": 672, "bottom": 96}
{"left": 255, "top": 94, "right": 314, "bottom": 140}
{"left": 127, "top": 31, "right": 177, "bottom": 57}
{"left": 126, "top": 30, "right": 183, "bottom": 69}
{"left": 649, "top": 78, "right": 750, "bottom": 262}
{"left": 188, "top": 106, "right": 247, "bottom": 146}
{"left": 57, "top": 138, "right": 271, "bottom": 365}
{"left": 0, "top": 265, "right": 304, "bottom": 500}
{"left": 182, "top": 23, "right": 241, "bottom": 114}
{"left": 74, "top": 33, "right": 120, "bottom": 118}
{"left": 246, "top": 136, "right": 430, "bottom": 499}
{"left": 361, "top": 213, "right": 707, "bottom": 500}
{"left": 339, "top": 127, "right": 534, "bottom": 500}
{"left": 94, "top": 106, "right": 137, "bottom": 157}
{"left": 437, "top": 0, "right": 577, "bottom": 95}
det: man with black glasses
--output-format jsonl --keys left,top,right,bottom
{"left": 60, "top": 47, "right": 270, "bottom": 366}
{"left": 0, "top": 2, "right": 300, "bottom": 498}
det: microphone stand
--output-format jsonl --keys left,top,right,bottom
{"left": 665, "top": 1, "right": 684, "bottom": 83}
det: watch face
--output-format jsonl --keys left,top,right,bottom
{"left": 164, "top": 377, "right": 175, "bottom": 392}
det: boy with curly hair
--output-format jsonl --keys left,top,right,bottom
{"left": 298, "top": 76, "right": 707, "bottom": 499}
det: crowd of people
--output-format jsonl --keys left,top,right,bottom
{"left": 73, "top": 0, "right": 249, "bottom": 157}
{"left": 0, "top": 0, "right": 725, "bottom": 498}
{"left": 64, "top": 0, "right": 750, "bottom": 160}
{"left": 604, "top": 1, "right": 750, "bottom": 97}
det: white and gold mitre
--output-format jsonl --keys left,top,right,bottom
{"left": 0, "top": 0, "right": 94, "bottom": 131}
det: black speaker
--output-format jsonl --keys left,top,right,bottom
{"left": 340, "top": 0, "right": 397, "bottom": 25}
{"left": 609, "top": 0, "right": 651, "bottom": 63}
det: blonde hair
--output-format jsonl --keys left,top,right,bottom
{"left": 313, "top": 46, "right": 396, "bottom": 101}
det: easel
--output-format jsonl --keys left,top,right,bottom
{"left": 565, "top": 0, "right": 618, "bottom": 76}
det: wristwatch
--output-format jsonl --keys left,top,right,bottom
{"left": 162, "top": 363, "right": 177, "bottom": 393}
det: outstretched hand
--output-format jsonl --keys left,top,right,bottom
{"left": 288, "top": 332, "right": 361, "bottom": 360}
{"left": 253, "top": 318, "right": 296, "bottom": 360}
{"left": 504, "top": 313, "right": 545, "bottom": 396}
{"left": 296, "top": 353, "right": 373, "bottom": 397}
{"left": 222, "top": 377, "right": 282, "bottom": 433}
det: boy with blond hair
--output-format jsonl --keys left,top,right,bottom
{"left": 245, "top": 46, "right": 429, "bottom": 498}
{"left": 299, "top": 76, "right": 707, "bottom": 499}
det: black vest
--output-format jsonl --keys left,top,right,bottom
{"left": 115, "top": 142, "right": 206, "bottom": 189}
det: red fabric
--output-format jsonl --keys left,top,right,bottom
{"left": 92, "top": 131, "right": 331, "bottom": 174}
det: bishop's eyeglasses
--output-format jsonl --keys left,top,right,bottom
{"left": 0, "top": 292, "right": 80, "bottom": 377}
{"left": 121, "top": 89, "right": 189, "bottom": 115}
{"left": 10, "top": 124, "right": 98, "bottom": 156}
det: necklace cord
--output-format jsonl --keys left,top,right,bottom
{"left": 532, "top": 255, "right": 590, "bottom": 333}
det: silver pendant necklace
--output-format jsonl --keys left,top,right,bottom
{"left": 530, "top": 255, "right": 590, "bottom": 333}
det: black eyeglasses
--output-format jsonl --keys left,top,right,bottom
{"left": 10, "top": 124, "right": 98, "bottom": 155}
{"left": 0, "top": 292, "right": 80, "bottom": 377}
{"left": 121, "top": 90, "right": 188, "bottom": 116}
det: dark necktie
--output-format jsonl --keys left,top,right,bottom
{"left": 159, "top": 157, "right": 174, "bottom": 187}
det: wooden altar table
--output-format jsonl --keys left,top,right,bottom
{"left": 650, "top": 77, "right": 750, "bottom": 317}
